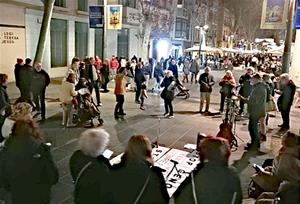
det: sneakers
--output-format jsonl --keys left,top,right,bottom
{"left": 140, "top": 106, "right": 145, "bottom": 110}
{"left": 167, "top": 115, "right": 174, "bottom": 119}
{"left": 163, "top": 113, "right": 169, "bottom": 117}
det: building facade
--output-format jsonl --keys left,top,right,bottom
{"left": 0, "top": 0, "right": 141, "bottom": 81}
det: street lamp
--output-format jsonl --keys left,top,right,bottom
{"left": 195, "top": 25, "right": 209, "bottom": 67}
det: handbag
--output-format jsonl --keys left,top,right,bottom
{"left": 265, "top": 96, "right": 277, "bottom": 112}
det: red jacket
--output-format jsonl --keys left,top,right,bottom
{"left": 110, "top": 59, "right": 119, "bottom": 70}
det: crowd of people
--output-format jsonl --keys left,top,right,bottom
{"left": 0, "top": 52, "right": 299, "bottom": 204}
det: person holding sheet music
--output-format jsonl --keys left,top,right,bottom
{"left": 175, "top": 137, "right": 242, "bottom": 204}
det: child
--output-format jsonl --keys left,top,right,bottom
{"left": 140, "top": 83, "right": 148, "bottom": 110}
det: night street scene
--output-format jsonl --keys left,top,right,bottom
{"left": 0, "top": 0, "right": 300, "bottom": 203}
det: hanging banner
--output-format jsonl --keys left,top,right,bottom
{"left": 295, "top": 0, "right": 300, "bottom": 29}
{"left": 261, "top": 0, "right": 289, "bottom": 29}
{"left": 107, "top": 5, "right": 122, "bottom": 30}
{"left": 89, "top": 6, "right": 104, "bottom": 28}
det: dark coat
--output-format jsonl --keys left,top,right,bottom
{"left": 277, "top": 80, "right": 296, "bottom": 112}
{"left": 239, "top": 74, "right": 252, "bottom": 97}
{"left": 111, "top": 159, "right": 169, "bottom": 204}
{"left": 160, "top": 76, "right": 175, "bottom": 100}
{"left": 19, "top": 64, "right": 33, "bottom": 93}
{"left": 0, "top": 85, "right": 10, "bottom": 116}
{"left": 0, "top": 136, "right": 59, "bottom": 204}
{"left": 248, "top": 82, "right": 267, "bottom": 118}
{"left": 168, "top": 64, "right": 178, "bottom": 79}
{"left": 134, "top": 68, "right": 146, "bottom": 85}
{"left": 69, "top": 150, "right": 112, "bottom": 204}
{"left": 199, "top": 73, "right": 215, "bottom": 93}
{"left": 175, "top": 162, "right": 242, "bottom": 204}
{"left": 14, "top": 63, "right": 22, "bottom": 88}
{"left": 31, "top": 69, "right": 50, "bottom": 93}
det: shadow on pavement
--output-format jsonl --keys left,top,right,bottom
{"left": 232, "top": 150, "right": 267, "bottom": 173}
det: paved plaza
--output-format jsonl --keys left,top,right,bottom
{"left": 4, "top": 70, "right": 300, "bottom": 204}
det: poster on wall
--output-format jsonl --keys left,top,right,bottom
{"left": 89, "top": 6, "right": 104, "bottom": 28}
{"left": 107, "top": 5, "right": 122, "bottom": 30}
{"left": 295, "top": 0, "right": 300, "bottom": 29}
{"left": 261, "top": 0, "right": 289, "bottom": 29}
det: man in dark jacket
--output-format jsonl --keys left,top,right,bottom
{"left": 199, "top": 67, "right": 215, "bottom": 113}
{"left": 244, "top": 74, "right": 267, "bottom": 151}
{"left": 168, "top": 59, "right": 178, "bottom": 79}
{"left": 277, "top": 74, "right": 296, "bottom": 131}
{"left": 31, "top": 63, "right": 50, "bottom": 120}
{"left": 238, "top": 67, "right": 253, "bottom": 115}
{"left": 14, "top": 58, "right": 24, "bottom": 90}
{"left": 134, "top": 63, "right": 146, "bottom": 103}
{"left": 18, "top": 58, "right": 34, "bottom": 101}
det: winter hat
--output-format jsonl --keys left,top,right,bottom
{"left": 17, "top": 58, "right": 23, "bottom": 64}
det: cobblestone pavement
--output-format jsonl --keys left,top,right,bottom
{"left": 4, "top": 69, "right": 300, "bottom": 204}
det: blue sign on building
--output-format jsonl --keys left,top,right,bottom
{"left": 295, "top": 0, "right": 300, "bottom": 29}
{"left": 89, "top": 6, "right": 104, "bottom": 28}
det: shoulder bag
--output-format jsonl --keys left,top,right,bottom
{"left": 134, "top": 173, "right": 151, "bottom": 204}
{"left": 74, "top": 161, "right": 93, "bottom": 186}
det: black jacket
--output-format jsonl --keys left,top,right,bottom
{"left": 0, "top": 136, "right": 59, "bottom": 204}
{"left": 239, "top": 74, "right": 252, "bottom": 97}
{"left": 31, "top": 69, "right": 50, "bottom": 93}
{"left": 277, "top": 80, "right": 296, "bottom": 111}
{"left": 112, "top": 159, "right": 169, "bottom": 204}
{"left": 168, "top": 64, "right": 178, "bottom": 79}
{"left": 69, "top": 150, "right": 112, "bottom": 204}
{"left": 0, "top": 85, "right": 10, "bottom": 116}
{"left": 175, "top": 162, "right": 242, "bottom": 204}
{"left": 14, "top": 63, "right": 22, "bottom": 88}
{"left": 19, "top": 64, "right": 33, "bottom": 92}
{"left": 248, "top": 82, "right": 267, "bottom": 118}
{"left": 134, "top": 68, "right": 146, "bottom": 85}
{"left": 199, "top": 73, "right": 215, "bottom": 93}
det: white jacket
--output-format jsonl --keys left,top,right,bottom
{"left": 60, "top": 81, "right": 77, "bottom": 104}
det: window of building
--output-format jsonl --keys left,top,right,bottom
{"left": 78, "top": 0, "right": 88, "bottom": 11}
{"left": 75, "top": 22, "right": 88, "bottom": 60}
{"left": 50, "top": 18, "right": 67, "bottom": 67}
{"left": 97, "top": 0, "right": 104, "bottom": 5}
{"left": 54, "top": 0, "right": 66, "bottom": 7}
{"left": 175, "top": 18, "right": 187, "bottom": 39}
{"left": 119, "top": 0, "right": 136, "bottom": 8}
{"left": 95, "top": 28, "right": 104, "bottom": 59}
{"left": 117, "top": 28, "right": 129, "bottom": 58}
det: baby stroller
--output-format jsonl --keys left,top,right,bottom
{"left": 74, "top": 88, "right": 104, "bottom": 127}
{"left": 175, "top": 79, "right": 190, "bottom": 99}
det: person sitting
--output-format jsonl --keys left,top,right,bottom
{"left": 69, "top": 128, "right": 112, "bottom": 204}
{"left": 175, "top": 137, "right": 242, "bottom": 204}
{"left": 252, "top": 131, "right": 300, "bottom": 203}
{"left": 112, "top": 135, "right": 169, "bottom": 204}
{"left": 0, "top": 119, "right": 59, "bottom": 204}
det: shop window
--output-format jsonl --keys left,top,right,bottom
{"left": 78, "top": 0, "right": 88, "bottom": 11}
{"left": 75, "top": 22, "right": 88, "bottom": 60}
{"left": 50, "top": 18, "right": 67, "bottom": 67}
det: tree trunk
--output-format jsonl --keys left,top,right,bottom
{"left": 34, "top": 0, "right": 55, "bottom": 64}
{"left": 216, "top": 0, "right": 224, "bottom": 48}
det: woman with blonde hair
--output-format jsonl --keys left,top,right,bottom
{"left": 112, "top": 135, "right": 169, "bottom": 204}
{"left": 69, "top": 128, "right": 111, "bottom": 204}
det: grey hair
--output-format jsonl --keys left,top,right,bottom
{"left": 79, "top": 128, "right": 110, "bottom": 158}
{"left": 280, "top": 73, "right": 290, "bottom": 80}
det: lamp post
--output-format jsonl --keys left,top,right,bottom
{"left": 195, "top": 25, "right": 209, "bottom": 67}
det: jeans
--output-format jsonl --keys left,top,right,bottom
{"left": 32, "top": 88, "right": 46, "bottom": 119}
{"left": 164, "top": 99, "right": 173, "bottom": 116}
{"left": 248, "top": 115, "right": 260, "bottom": 148}
{"left": 220, "top": 93, "right": 226, "bottom": 112}
{"left": 115, "top": 95, "right": 125, "bottom": 116}
{"left": 91, "top": 80, "right": 100, "bottom": 105}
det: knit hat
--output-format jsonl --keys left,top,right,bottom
{"left": 17, "top": 58, "right": 23, "bottom": 64}
{"left": 9, "top": 102, "right": 32, "bottom": 120}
